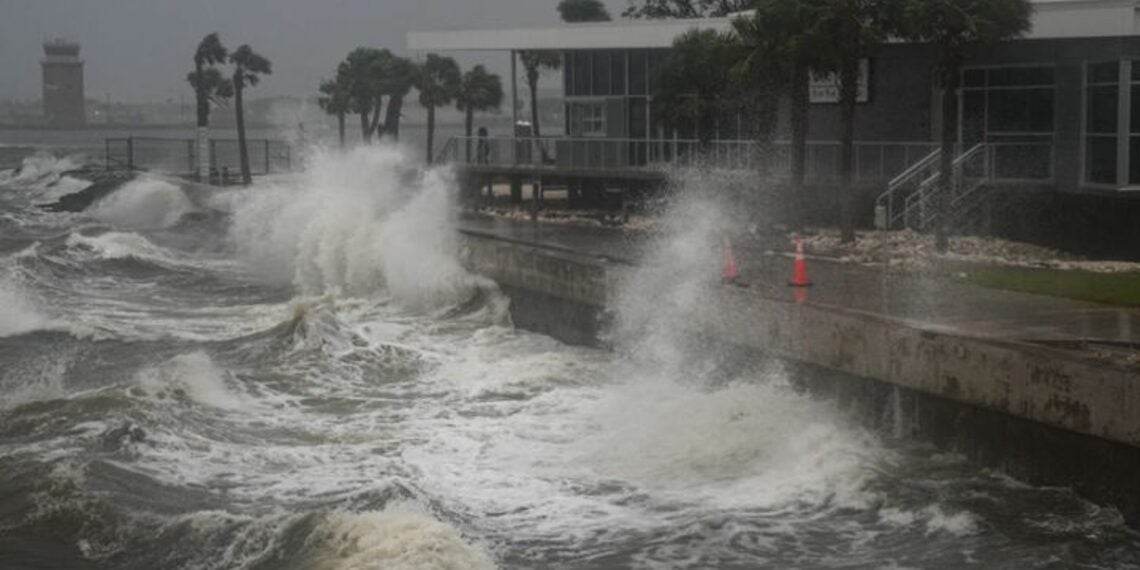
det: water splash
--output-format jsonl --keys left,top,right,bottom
{"left": 87, "top": 177, "right": 195, "bottom": 230}
{"left": 228, "top": 145, "right": 500, "bottom": 312}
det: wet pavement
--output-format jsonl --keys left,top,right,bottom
{"left": 459, "top": 213, "right": 1140, "bottom": 349}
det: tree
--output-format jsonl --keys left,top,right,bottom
{"left": 558, "top": 0, "right": 611, "bottom": 21}
{"left": 651, "top": 28, "right": 744, "bottom": 145}
{"left": 229, "top": 44, "right": 272, "bottom": 185}
{"left": 455, "top": 65, "right": 504, "bottom": 160}
{"left": 901, "top": 0, "right": 1032, "bottom": 251}
{"left": 813, "top": 0, "right": 904, "bottom": 244}
{"left": 317, "top": 77, "right": 350, "bottom": 148}
{"left": 415, "top": 54, "right": 461, "bottom": 163}
{"left": 376, "top": 53, "right": 417, "bottom": 141}
{"left": 188, "top": 33, "right": 231, "bottom": 181}
{"left": 337, "top": 48, "right": 385, "bottom": 143}
{"left": 518, "top": 50, "right": 561, "bottom": 140}
{"left": 623, "top": 0, "right": 753, "bottom": 19}
{"left": 733, "top": 1, "right": 831, "bottom": 228}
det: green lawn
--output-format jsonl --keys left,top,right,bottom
{"left": 953, "top": 265, "right": 1140, "bottom": 307}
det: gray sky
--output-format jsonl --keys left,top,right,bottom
{"left": 0, "top": 0, "right": 626, "bottom": 103}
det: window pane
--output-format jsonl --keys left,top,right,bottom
{"left": 610, "top": 51, "right": 626, "bottom": 96}
{"left": 963, "top": 69, "right": 986, "bottom": 88}
{"left": 572, "top": 52, "right": 591, "bottom": 96}
{"left": 1087, "top": 85, "right": 1118, "bottom": 134}
{"left": 1131, "top": 85, "right": 1140, "bottom": 133}
{"left": 629, "top": 50, "right": 647, "bottom": 95}
{"left": 592, "top": 51, "right": 611, "bottom": 96}
{"left": 993, "top": 144, "right": 1052, "bottom": 180}
{"left": 987, "top": 88, "right": 1054, "bottom": 133}
{"left": 989, "top": 66, "right": 1054, "bottom": 87}
{"left": 1132, "top": 61, "right": 1140, "bottom": 82}
{"left": 1131, "top": 136, "right": 1140, "bottom": 184}
{"left": 1086, "top": 136, "right": 1117, "bottom": 184}
{"left": 1088, "top": 61, "right": 1119, "bottom": 84}
{"left": 629, "top": 97, "right": 647, "bottom": 138}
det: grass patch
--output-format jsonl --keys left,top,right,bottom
{"left": 953, "top": 265, "right": 1140, "bottom": 307}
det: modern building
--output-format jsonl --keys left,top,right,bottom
{"left": 41, "top": 39, "right": 85, "bottom": 127}
{"left": 410, "top": 0, "right": 1140, "bottom": 253}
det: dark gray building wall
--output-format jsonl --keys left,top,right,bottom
{"left": 804, "top": 43, "right": 937, "bottom": 143}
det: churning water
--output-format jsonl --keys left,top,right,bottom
{"left": 1, "top": 147, "right": 1138, "bottom": 569}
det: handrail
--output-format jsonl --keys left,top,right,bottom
{"left": 901, "top": 142, "right": 989, "bottom": 230}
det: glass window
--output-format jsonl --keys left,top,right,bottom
{"left": 989, "top": 67, "right": 1054, "bottom": 87}
{"left": 629, "top": 97, "right": 647, "bottom": 138}
{"left": 1130, "top": 137, "right": 1140, "bottom": 184}
{"left": 572, "top": 52, "right": 591, "bottom": 96}
{"left": 1087, "top": 137, "right": 1117, "bottom": 184}
{"left": 592, "top": 51, "right": 611, "bottom": 96}
{"left": 1088, "top": 61, "right": 1119, "bottom": 84}
{"left": 610, "top": 51, "right": 626, "bottom": 96}
{"left": 988, "top": 89, "right": 1054, "bottom": 133}
{"left": 569, "top": 102, "right": 606, "bottom": 137}
{"left": 629, "top": 51, "right": 647, "bottom": 95}
{"left": 963, "top": 69, "right": 986, "bottom": 88}
{"left": 1087, "top": 85, "right": 1118, "bottom": 134}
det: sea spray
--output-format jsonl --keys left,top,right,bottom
{"left": 87, "top": 177, "right": 196, "bottom": 230}
{"left": 229, "top": 146, "right": 500, "bottom": 312}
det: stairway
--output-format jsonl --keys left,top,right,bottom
{"left": 874, "top": 143, "right": 992, "bottom": 232}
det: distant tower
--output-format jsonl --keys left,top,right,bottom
{"left": 41, "top": 39, "right": 85, "bottom": 126}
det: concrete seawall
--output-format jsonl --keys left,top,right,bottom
{"left": 460, "top": 229, "right": 1140, "bottom": 524}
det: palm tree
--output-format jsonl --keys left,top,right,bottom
{"left": 189, "top": 33, "right": 230, "bottom": 181}
{"left": 318, "top": 77, "right": 350, "bottom": 148}
{"left": 415, "top": 54, "right": 461, "bottom": 163}
{"left": 651, "top": 28, "right": 744, "bottom": 146}
{"left": 518, "top": 50, "right": 561, "bottom": 140}
{"left": 814, "top": 0, "right": 904, "bottom": 243}
{"left": 229, "top": 44, "right": 272, "bottom": 185}
{"left": 623, "top": 0, "right": 752, "bottom": 18}
{"left": 456, "top": 65, "right": 504, "bottom": 160}
{"left": 376, "top": 54, "right": 418, "bottom": 141}
{"left": 558, "top": 0, "right": 611, "bottom": 22}
{"left": 901, "top": 0, "right": 1032, "bottom": 251}
{"left": 734, "top": 1, "right": 830, "bottom": 228}
{"left": 338, "top": 48, "right": 385, "bottom": 143}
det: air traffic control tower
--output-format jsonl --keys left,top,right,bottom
{"left": 41, "top": 39, "right": 85, "bottom": 126}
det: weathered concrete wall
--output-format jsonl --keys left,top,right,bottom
{"left": 459, "top": 230, "right": 1140, "bottom": 522}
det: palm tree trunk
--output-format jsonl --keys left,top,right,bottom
{"left": 528, "top": 76, "right": 547, "bottom": 163}
{"left": 426, "top": 106, "right": 436, "bottom": 164}
{"left": 337, "top": 112, "right": 346, "bottom": 148}
{"left": 194, "top": 62, "right": 209, "bottom": 182}
{"left": 838, "top": 55, "right": 858, "bottom": 244}
{"left": 369, "top": 96, "right": 384, "bottom": 138}
{"left": 360, "top": 111, "right": 371, "bottom": 143}
{"left": 790, "top": 63, "right": 810, "bottom": 230}
{"left": 235, "top": 83, "right": 251, "bottom": 186}
{"left": 936, "top": 58, "right": 961, "bottom": 252}
{"left": 465, "top": 107, "right": 474, "bottom": 162}
{"left": 384, "top": 96, "right": 404, "bottom": 141}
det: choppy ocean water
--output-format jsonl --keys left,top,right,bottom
{"left": 0, "top": 147, "right": 1138, "bottom": 569}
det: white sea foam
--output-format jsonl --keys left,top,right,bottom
{"left": 133, "top": 352, "right": 248, "bottom": 410}
{"left": 229, "top": 146, "right": 499, "bottom": 311}
{"left": 87, "top": 177, "right": 195, "bottom": 230}
{"left": 306, "top": 505, "right": 495, "bottom": 570}
{"left": 0, "top": 281, "right": 51, "bottom": 338}
{"left": 0, "top": 152, "right": 85, "bottom": 190}
{"left": 65, "top": 230, "right": 179, "bottom": 263}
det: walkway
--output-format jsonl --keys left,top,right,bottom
{"left": 459, "top": 213, "right": 1140, "bottom": 353}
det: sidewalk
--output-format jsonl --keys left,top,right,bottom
{"left": 459, "top": 213, "right": 1140, "bottom": 354}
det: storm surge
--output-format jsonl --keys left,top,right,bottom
{"left": 1, "top": 148, "right": 1139, "bottom": 569}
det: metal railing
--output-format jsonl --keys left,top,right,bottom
{"left": 438, "top": 135, "right": 939, "bottom": 183}
{"left": 105, "top": 136, "right": 293, "bottom": 180}
{"left": 901, "top": 143, "right": 990, "bottom": 231}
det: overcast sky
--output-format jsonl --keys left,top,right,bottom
{"left": 0, "top": 0, "right": 627, "bottom": 103}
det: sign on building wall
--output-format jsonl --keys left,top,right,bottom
{"left": 809, "top": 59, "right": 870, "bottom": 104}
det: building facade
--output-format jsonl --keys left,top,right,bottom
{"left": 41, "top": 39, "right": 85, "bottom": 127}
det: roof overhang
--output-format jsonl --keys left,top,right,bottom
{"left": 407, "top": 17, "right": 734, "bottom": 51}
{"left": 408, "top": 0, "right": 1140, "bottom": 53}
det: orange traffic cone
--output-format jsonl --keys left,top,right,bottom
{"left": 722, "top": 238, "right": 745, "bottom": 286}
{"left": 789, "top": 236, "right": 812, "bottom": 288}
